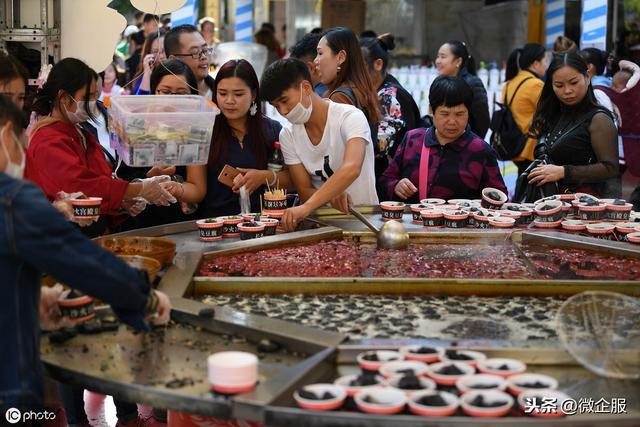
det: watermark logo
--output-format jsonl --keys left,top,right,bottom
{"left": 5, "top": 408, "right": 21, "bottom": 424}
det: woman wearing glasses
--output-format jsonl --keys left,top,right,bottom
{"left": 164, "top": 24, "right": 215, "bottom": 99}
{"left": 131, "top": 29, "right": 167, "bottom": 95}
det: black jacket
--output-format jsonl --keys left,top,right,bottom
{"left": 459, "top": 68, "right": 490, "bottom": 139}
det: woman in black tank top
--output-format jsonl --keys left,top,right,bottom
{"left": 528, "top": 51, "right": 619, "bottom": 198}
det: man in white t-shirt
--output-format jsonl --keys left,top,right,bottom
{"left": 261, "top": 58, "right": 378, "bottom": 231}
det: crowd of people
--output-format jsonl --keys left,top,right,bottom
{"left": 1, "top": 11, "right": 640, "bottom": 426}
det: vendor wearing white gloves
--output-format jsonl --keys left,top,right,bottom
{"left": 260, "top": 58, "right": 379, "bottom": 231}
{"left": 25, "top": 58, "right": 176, "bottom": 236}
{"left": 0, "top": 94, "right": 171, "bottom": 414}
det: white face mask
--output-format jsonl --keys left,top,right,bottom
{"left": 284, "top": 85, "right": 313, "bottom": 125}
{"left": 1, "top": 132, "right": 25, "bottom": 180}
{"left": 64, "top": 95, "right": 98, "bottom": 124}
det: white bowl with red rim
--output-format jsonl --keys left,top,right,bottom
{"left": 71, "top": 197, "right": 102, "bottom": 220}
{"left": 534, "top": 195, "right": 561, "bottom": 204}
{"left": 577, "top": 202, "right": 607, "bottom": 222}
{"left": 605, "top": 200, "right": 633, "bottom": 220}
{"left": 196, "top": 218, "right": 224, "bottom": 241}
{"left": 207, "top": 351, "right": 258, "bottom": 394}
{"left": 448, "top": 198, "right": 472, "bottom": 207}
{"left": 241, "top": 212, "right": 262, "bottom": 222}
{"left": 399, "top": 345, "right": 442, "bottom": 363}
{"left": 293, "top": 383, "right": 346, "bottom": 411}
{"left": 460, "top": 390, "right": 514, "bottom": 417}
{"left": 357, "top": 350, "right": 404, "bottom": 372}
{"left": 534, "top": 200, "right": 563, "bottom": 222}
{"left": 627, "top": 231, "right": 640, "bottom": 244}
{"left": 420, "top": 209, "right": 445, "bottom": 227}
{"left": 410, "top": 203, "right": 432, "bottom": 222}
{"left": 507, "top": 373, "right": 558, "bottom": 396}
{"left": 481, "top": 188, "right": 508, "bottom": 209}
{"left": 260, "top": 217, "right": 279, "bottom": 236}
{"left": 477, "top": 358, "right": 527, "bottom": 378}
{"left": 443, "top": 210, "right": 469, "bottom": 228}
{"left": 533, "top": 219, "right": 562, "bottom": 229}
{"left": 586, "top": 222, "right": 616, "bottom": 239}
{"left": 518, "top": 389, "right": 572, "bottom": 418}
{"left": 407, "top": 390, "right": 459, "bottom": 417}
{"left": 379, "top": 360, "right": 429, "bottom": 379}
{"left": 220, "top": 215, "right": 244, "bottom": 237}
{"left": 489, "top": 216, "right": 516, "bottom": 229}
{"left": 386, "top": 374, "right": 436, "bottom": 397}
{"left": 439, "top": 349, "right": 486, "bottom": 367}
{"left": 557, "top": 193, "right": 576, "bottom": 201}
{"left": 354, "top": 388, "right": 407, "bottom": 415}
{"left": 57, "top": 290, "right": 95, "bottom": 323}
{"left": 380, "top": 201, "right": 405, "bottom": 221}
{"left": 238, "top": 221, "right": 266, "bottom": 240}
{"left": 561, "top": 219, "right": 586, "bottom": 232}
{"left": 333, "top": 374, "right": 386, "bottom": 397}
{"left": 421, "top": 198, "right": 446, "bottom": 206}
{"left": 425, "top": 361, "right": 475, "bottom": 386}
{"left": 456, "top": 374, "right": 508, "bottom": 393}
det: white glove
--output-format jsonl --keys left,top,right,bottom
{"left": 122, "top": 197, "right": 148, "bottom": 217}
{"left": 137, "top": 175, "right": 177, "bottom": 206}
{"left": 53, "top": 191, "right": 99, "bottom": 227}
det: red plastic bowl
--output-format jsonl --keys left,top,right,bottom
{"left": 408, "top": 390, "right": 459, "bottom": 417}
{"left": 354, "top": 388, "right": 407, "bottom": 415}
{"left": 294, "top": 384, "right": 346, "bottom": 412}
{"left": 460, "top": 390, "right": 514, "bottom": 418}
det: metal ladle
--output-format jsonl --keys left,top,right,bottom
{"left": 349, "top": 206, "right": 410, "bottom": 250}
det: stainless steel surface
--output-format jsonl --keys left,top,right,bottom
{"left": 263, "top": 343, "right": 640, "bottom": 427}
{"left": 349, "top": 206, "right": 380, "bottom": 234}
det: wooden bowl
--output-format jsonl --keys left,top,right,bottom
{"left": 118, "top": 255, "right": 162, "bottom": 282}
{"left": 94, "top": 236, "right": 176, "bottom": 267}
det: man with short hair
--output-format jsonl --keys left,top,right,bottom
{"left": 289, "top": 31, "right": 327, "bottom": 95}
{"left": 142, "top": 13, "right": 159, "bottom": 37}
{"left": 261, "top": 59, "right": 378, "bottom": 231}
{"left": 164, "top": 24, "right": 215, "bottom": 98}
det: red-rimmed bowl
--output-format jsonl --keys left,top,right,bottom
{"left": 421, "top": 198, "right": 446, "bottom": 206}
{"left": 220, "top": 215, "right": 244, "bottom": 237}
{"left": 399, "top": 345, "right": 442, "bottom": 363}
{"left": 380, "top": 201, "right": 406, "bottom": 221}
{"left": 456, "top": 374, "right": 508, "bottom": 394}
{"left": 407, "top": 390, "right": 459, "bottom": 417}
{"left": 518, "top": 389, "right": 572, "bottom": 418}
{"left": 354, "top": 388, "right": 407, "bottom": 415}
{"left": 627, "top": 231, "right": 640, "bottom": 244}
{"left": 379, "top": 360, "right": 429, "bottom": 379}
{"left": 558, "top": 193, "right": 576, "bottom": 201}
{"left": 481, "top": 188, "right": 507, "bottom": 209}
{"left": 420, "top": 209, "right": 444, "bottom": 227}
{"left": 439, "top": 349, "right": 486, "bottom": 367}
{"left": 586, "top": 222, "right": 616, "bottom": 240}
{"left": 477, "top": 358, "right": 527, "bottom": 378}
{"left": 443, "top": 211, "right": 469, "bottom": 229}
{"left": 357, "top": 350, "right": 404, "bottom": 372}
{"left": 196, "top": 218, "right": 224, "bottom": 241}
{"left": 578, "top": 202, "right": 607, "bottom": 222}
{"left": 241, "top": 212, "right": 262, "bottom": 222}
{"left": 534, "top": 200, "right": 563, "bottom": 222}
{"left": 333, "top": 374, "right": 386, "bottom": 397}
{"left": 489, "top": 216, "right": 516, "bottom": 229}
{"left": 460, "top": 390, "right": 514, "bottom": 417}
{"left": 386, "top": 375, "right": 437, "bottom": 397}
{"left": 262, "top": 194, "right": 287, "bottom": 214}
{"left": 294, "top": 384, "right": 346, "bottom": 411}
{"left": 238, "top": 221, "right": 266, "bottom": 240}
{"left": 71, "top": 197, "right": 102, "bottom": 220}
{"left": 208, "top": 351, "right": 258, "bottom": 394}
{"left": 533, "top": 219, "right": 562, "bottom": 229}
{"left": 426, "top": 361, "right": 476, "bottom": 386}
{"left": 260, "top": 218, "right": 279, "bottom": 236}
{"left": 473, "top": 210, "right": 499, "bottom": 229}
{"left": 410, "top": 204, "right": 432, "bottom": 222}
{"left": 605, "top": 200, "right": 633, "bottom": 221}
{"left": 561, "top": 220, "right": 587, "bottom": 232}
{"left": 58, "top": 290, "right": 95, "bottom": 323}
{"left": 448, "top": 198, "right": 472, "bottom": 207}
{"left": 507, "top": 373, "right": 558, "bottom": 396}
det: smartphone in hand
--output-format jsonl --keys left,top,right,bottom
{"left": 217, "top": 164, "right": 241, "bottom": 188}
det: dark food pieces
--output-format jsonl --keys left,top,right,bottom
{"left": 349, "top": 374, "right": 379, "bottom": 386}
{"left": 469, "top": 395, "right": 508, "bottom": 408}
{"left": 436, "top": 364, "right": 466, "bottom": 375}
{"left": 613, "top": 199, "right": 626, "bottom": 206}
{"left": 516, "top": 381, "right": 549, "bottom": 389}
{"left": 397, "top": 375, "right": 424, "bottom": 390}
{"left": 469, "top": 383, "right": 499, "bottom": 389}
{"left": 537, "top": 204, "right": 555, "bottom": 211}
{"left": 256, "top": 338, "right": 280, "bottom": 353}
{"left": 416, "top": 394, "right": 448, "bottom": 407}
{"left": 411, "top": 346, "right": 437, "bottom": 354}
{"left": 486, "top": 191, "right": 501, "bottom": 201}
{"left": 298, "top": 389, "right": 335, "bottom": 400}
{"left": 445, "top": 349, "right": 473, "bottom": 360}
{"left": 497, "top": 364, "right": 511, "bottom": 370}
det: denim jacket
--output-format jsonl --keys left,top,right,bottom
{"left": 0, "top": 173, "right": 152, "bottom": 411}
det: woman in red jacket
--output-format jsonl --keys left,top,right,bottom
{"left": 26, "top": 58, "right": 176, "bottom": 236}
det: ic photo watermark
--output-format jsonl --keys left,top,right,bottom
{"left": 5, "top": 408, "right": 56, "bottom": 424}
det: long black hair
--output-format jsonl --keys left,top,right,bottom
{"left": 505, "top": 43, "right": 546, "bottom": 81}
{"left": 32, "top": 58, "right": 98, "bottom": 121}
{"left": 530, "top": 51, "right": 599, "bottom": 138}
{"left": 150, "top": 59, "right": 198, "bottom": 94}
{"left": 580, "top": 47, "right": 607, "bottom": 75}
{"left": 210, "top": 59, "right": 269, "bottom": 167}
{"left": 445, "top": 40, "right": 476, "bottom": 75}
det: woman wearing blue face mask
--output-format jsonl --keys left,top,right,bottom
{"left": 25, "top": 58, "right": 176, "bottom": 237}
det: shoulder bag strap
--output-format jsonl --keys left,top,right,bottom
{"left": 418, "top": 130, "right": 431, "bottom": 200}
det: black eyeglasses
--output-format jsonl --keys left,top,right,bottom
{"left": 174, "top": 47, "right": 213, "bottom": 59}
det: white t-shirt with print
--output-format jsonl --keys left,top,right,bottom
{"left": 279, "top": 100, "right": 379, "bottom": 206}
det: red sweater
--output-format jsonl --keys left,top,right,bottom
{"left": 26, "top": 121, "right": 128, "bottom": 215}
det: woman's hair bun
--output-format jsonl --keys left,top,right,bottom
{"left": 377, "top": 33, "right": 395, "bottom": 51}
